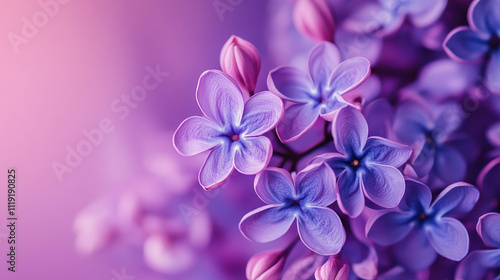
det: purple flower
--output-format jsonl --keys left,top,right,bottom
{"left": 220, "top": 36, "right": 261, "bottom": 94}
{"left": 456, "top": 212, "right": 500, "bottom": 280}
{"left": 444, "top": 0, "right": 500, "bottom": 92}
{"left": 314, "top": 106, "right": 411, "bottom": 217}
{"left": 173, "top": 70, "right": 283, "bottom": 190}
{"left": 366, "top": 179, "right": 479, "bottom": 271}
{"left": 293, "top": 0, "right": 335, "bottom": 42}
{"left": 268, "top": 42, "right": 371, "bottom": 142}
{"left": 393, "top": 100, "right": 467, "bottom": 185}
{"left": 239, "top": 163, "right": 346, "bottom": 255}
{"left": 379, "top": 0, "right": 448, "bottom": 28}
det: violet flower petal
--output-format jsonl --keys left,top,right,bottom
{"left": 240, "top": 91, "right": 283, "bottom": 137}
{"left": 173, "top": 116, "right": 223, "bottom": 156}
{"left": 469, "top": 0, "right": 500, "bottom": 35}
{"left": 433, "top": 145, "right": 466, "bottom": 184}
{"left": 486, "top": 48, "right": 500, "bottom": 92}
{"left": 333, "top": 106, "right": 368, "bottom": 156}
{"left": 478, "top": 213, "right": 500, "bottom": 248}
{"left": 364, "top": 137, "right": 412, "bottom": 167}
{"left": 398, "top": 179, "right": 432, "bottom": 213}
{"left": 198, "top": 141, "right": 235, "bottom": 190}
{"left": 328, "top": 57, "right": 371, "bottom": 96}
{"left": 392, "top": 228, "right": 438, "bottom": 272}
{"left": 308, "top": 42, "right": 341, "bottom": 89}
{"left": 277, "top": 103, "right": 321, "bottom": 143}
{"left": 426, "top": 217, "right": 469, "bottom": 261}
{"left": 430, "top": 183, "right": 479, "bottom": 217}
{"left": 234, "top": 136, "right": 272, "bottom": 175}
{"left": 337, "top": 168, "right": 364, "bottom": 217}
{"left": 297, "top": 207, "right": 346, "bottom": 255}
{"left": 296, "top": 163, "right": 336, "bottom": 207}
{"left": 443, "top": 27, "right": 489, "bottom": 61}
{"left": 362, "top": 164, "right": 405, "bottom": 208}
{"left": 455, "top": 249, "right": 500, "bottom": 280}
{"left": 196, "top": 70, "right": 244, "bottom": 127}
{"left": 254, "top": 168, "right": 295, "bottom": 205}
{"left": 239, "top": 205, "right": 295, "bottom": 243}
{"left": 366, "top": 211, "right": 414, "bottom": 246}
{"left": 268, "top": 67, "right": 316, "bottom": 102}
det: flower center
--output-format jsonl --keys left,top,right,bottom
{"left": 351, "top": 159, "right": 360, "bottom": 167}
{"left": 419, "top": 213, "right": 427, "bottom": 220}
{"left": 490, "top": 35, "right": 500, "bottom": 50}
{"left": 231, "top": 134, "right": 240, "bottom": 141}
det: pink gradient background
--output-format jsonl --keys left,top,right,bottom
{"left": 0, "top": 0, "right": 274, "bottom": 279}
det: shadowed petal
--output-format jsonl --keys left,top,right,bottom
{"left": 173, "top": 116, "right": 223, "bottom": 156}
{"left": 398, "top": 179, "right": 432, "bottom": 213}
{"left": 393, "top": 101, "right": 431, "bottom": 144}
{"left": 487, "top": 121, "right": 500, "bottom": 147}
{"left": 430, "top": 183, "right": 479, "bottom": 217}
{"left": 486, "top": 49, "right": 500, "bottom": 93}
{"left": 308, "top": 42, "right": 341, "bottom": 89}
{"left": 469, "top": 0, "right": 500, "bottom": 36}
{"left": 328, "top": 57, "right": 371, "bottom": 96}
{"left": 277, "top": 103, "right": 321, "bottom": 143}
{"left": 407, "top": 0, "right": 447, "bottom": 27}
{"left": 296, "top": 163, "right": 336, "bottom": 207}
{"left": 362, "top": 164, "right": 405, "bottom": 208}
{"left": 196, "top": 70, "right": 244, "bottom": 127}
{"left": 455, "top": 249, "right": 500, "bottom": 280}
{"left": 199, "top": 142, "right": 235, "bottom": 190}
{"left": 364, "top": 137, "right": 412, "bottom": 167}
{"left": 443, "top": 27, "right": 489, "bottom": 61}
{"left": 412, "top": 140, "right": 435, "bottom": 178}
{"left": 427, "top": 217, "right": 469, "bottom": 261}
{"left": 478, "top": 158, "right": 500, "bottom": 197}
{"left": 366, "top": 211, "right": 414, "bottom": 246}
{"left": 240, "top": 92, "right": 283, "bottom": 137}
{"left": 239, "top": 205, "right": 295, "bottom": 243}
{"left": 268, "top": 67, "right": 316, "bottom": 102}
{"left": 392, "top": 228, "right": 438, "bottom": 272}
{"left": 312, "top": 153, "right": 349, "bottom": 175}
{"left": 478, "top": 213, "right": 500, "bottom": 248}
{"left": 337, "top": 168, "right": 364, "bottom": 217}
{"left": 298, "top": 207, "right": 346, "bottom": 255}
{"left": 234, "top": 136, "right": 272, "bottom": 175}
{"left": 433, "top": 145, "right": 466, "bottom": 184}
{"left": 319, "top": 94, "right": 351, "bottom": 121}
{"left": 255, "top": 168, "right": 295, "bottom": 205}
{"left": 333, "top": 106, "right": 368, "bottom": 156}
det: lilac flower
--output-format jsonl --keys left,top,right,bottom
{"left": 456, "top": 212, "right": 500, "bottom": 280}
{"left": 239, "top": 163, "right": 346, "bottom": 255}
{"left": 366, "top": 179, "right": 479, "bottom": 271}
{"left": 220, "top": 36, "right": 261, "bottom": 94}
{"left": 378, "top": 0, "right": 448, "bottom": 28}
{"left": 293, "top": 0, "right": 335, "bottom": 42}
{"left": 393, "top": 100, "right": 467, "bottom": 185}
{"left": 444, "top": 0, "right": 500, "bottom": 92}
{"left": 173, "top": 70, "right": 283, "bottom": 190}
{"left": 268, "top": 42, "right": 371, "bottom": 142}
{"left": 314, "top": 106, "right": 411, "bottom": 217}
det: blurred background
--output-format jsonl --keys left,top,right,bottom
{"left": 0, "top": 0, "right": 286, "bottom": 279}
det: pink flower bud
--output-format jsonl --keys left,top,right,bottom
{"left": 220, "top": 35, "right": 261, "bottom": 94}
{"left": 314, "top": 256, "right": 349, "bottom": 280}
{"left": 246, "top": 250, "right": 286, "bottom": 280}
{"left": 293, "top": 0, "right": 335, "bottom": 42}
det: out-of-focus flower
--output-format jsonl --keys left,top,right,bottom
{"left": 378, "top": 266, "right": 429, "bottom": 280}
{"left": 239, "top": 163, "right": 346, "bottom": 255}
{"left": 367, "top": 179, "right": 479, "bottom": 271}
{"left": 173, "top": 70, "right": 283, "bottom": 190}
{"left": 314, "top": 106, "right": 411, "bottom": 217}
{"left": 478, "top": 157, "right": 500, "bottom": 212}
{"left": 444, "top": 0, "right": 500, "bottom": 92}
{"left": 220, "top": 36, "right": 261, "bottom": 94}
{"left": 293, "top": 0, "right": 335, "bottom": 42}
{"left": 315, "top": 255, "right": 350, "bottom": 280}
{"left": 456, "top": 212, "right": 500, "bottom": 280}
{"left": 379, "top": 0, "right": 448, "bottom": 28}
{"left": 246, "top": 249, "right": 287, "bottom": 280}
{"left": 393, "top": 100, "right": 467, "bottom": 185}
{"left": 268, "top": 42, "right": 370, "bottom": 142}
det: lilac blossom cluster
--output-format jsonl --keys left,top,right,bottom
{"left": 173, "top": 0, "right": 500, "bottom": 279}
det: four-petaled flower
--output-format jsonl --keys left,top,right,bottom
{"left": 173, "top": 70, "right": 283, "bottom": 190}
{"left": 314, "top": 106, "right": 412, "bottom": 217}
{"left": 444, "top": 0, "right": 500, "bottom": 92}
{"left": 239, "top": 163, "right": 346, "bottom": 255}
{"left": 268, "top": 42, "right": 370, "bottom": 142}
{"left": 456, "top": 212, "right": 500, "bottom": 280}
{"left": 367, "top": 179, "right": 479, "bottom": 271}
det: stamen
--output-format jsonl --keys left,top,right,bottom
{"left": 231, "top": 134, "right": 240, "bottom": 141}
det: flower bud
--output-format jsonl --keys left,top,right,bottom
{"left": 220, "top": 35, "right": 261, "bottom": 94}
{"left": 314, "top": 256, "right": 349, "bottom": 280}
{"left": 293, "top": 0, "right": 335, "bottom": 42}
{"left": 246, "top": 250, "right": 286, "bottom": 280}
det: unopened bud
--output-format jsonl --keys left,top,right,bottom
{"left": 293, "top": 0, "right": 335, "bottom": 42}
